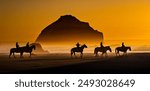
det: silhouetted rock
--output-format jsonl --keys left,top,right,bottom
{"left": 30, "top": 43, "right": 49, "bottom": 54}
{"left": 35, "top": 15, "right": 103, "bottom": 45}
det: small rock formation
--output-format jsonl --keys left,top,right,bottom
{"left": 30, "top": 43, "right": 49, "bottom": 54}
{"left": 35, "top": 15, "right": 103, "bottom": 45}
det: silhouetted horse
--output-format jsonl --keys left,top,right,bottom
{"left": 9, "top": 45, "right": 36, "bottom": 58}
{"left": 115, "top": 46, "right": 131, "bottom": 56}
{"left": 94, "top": 46, "right": 112, "bottom": 57}
{"left": 71, "top": 44, "right": 87, "bottom": 58}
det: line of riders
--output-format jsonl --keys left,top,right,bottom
{"left": 71, "top": 42, "right": 131, "bottom": 58}
{"left": 9, "top": 41, "right": 131, "bottom": 58}
{"left": 75, "top": 42, "right": 126, "bottom": 48}
{"left": 75, "top": 42, "right": 126, "bottom": 50}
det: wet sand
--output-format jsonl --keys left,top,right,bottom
{"left": 0, "top": 53, "right": 150, "bottom": 74}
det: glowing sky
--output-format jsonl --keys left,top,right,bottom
{"left": 1, "top": 0, "right": 150, "bottom": 42}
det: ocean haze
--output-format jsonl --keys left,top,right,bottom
{"left": 1, "top": 40, "right": 150, "bottom": 53}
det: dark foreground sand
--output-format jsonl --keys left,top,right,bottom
{"left": 0, "top": 53, "right": 150, "bottom": 74}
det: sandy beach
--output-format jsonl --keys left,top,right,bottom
{"left": 0, "top": 52, "right": 150, "bottom": 74}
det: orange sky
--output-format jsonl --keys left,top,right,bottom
{"left": 1, "top": 0, "right": 150, "bottom": 42}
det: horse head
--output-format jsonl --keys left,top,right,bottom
{"left": 127, "top": 47, "right": 131, "bottom": 51}
{"left": 108, "top": 46, "right": 112, "bottom": 52}
{"left": 82, "top": 44, "right": 88, "bottom": 48}
{"left": 31, "top": 45, "right": 36, "bottom": 50}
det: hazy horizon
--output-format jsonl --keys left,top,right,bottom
{"left": 1, "top": 39, "right": 150, "bottom": 53}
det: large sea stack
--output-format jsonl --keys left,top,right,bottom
{"left": 36, "top": 15, "right": 103, "bottom": 45}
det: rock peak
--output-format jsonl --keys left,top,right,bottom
{"left": 35, "top": 15, "right": 103, "bottom": 45}
{"left": 57, "top": 15, "right": 80, "bottom": 22}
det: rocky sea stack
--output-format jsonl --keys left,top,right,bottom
{"left": 36, "top": 15, "right": 103, "bottom": 45}
{"left": 30, "top": 43, "right": 49, "bottom": 54}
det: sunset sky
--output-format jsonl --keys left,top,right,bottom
{"left": 1, "top": 0, "right": 150, "bottom": 42}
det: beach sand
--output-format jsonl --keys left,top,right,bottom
{"left": 0, "top": 53, "right": 150, "bottom": 74}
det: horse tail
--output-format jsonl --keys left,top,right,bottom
{"left": 71, "top": 49, "right": 73, "bottom": 57}
{"left": 94, "top": 48, "right": 96, "bottom": 54}
{"left": 9, "top": 49, "right": 12, "bottom": 58}
{"left": 94, "top": 48, "right": 98, "bottom": 56}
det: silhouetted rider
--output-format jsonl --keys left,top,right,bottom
{"left": 76, "top": 42, "right": 80, "bottom": 48}
{"left": 26, "top": 42, "right": 29, "bottom": 48}
{"left": 122, "top": 42, "right": 125, "bottom": 48}
{"left": 16, "top": 42, "right": 19, "bottom": 49}
{"left": 100, "top": 42, "right": 104, "bottom": 48}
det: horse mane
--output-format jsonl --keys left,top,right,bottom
{"left": 81, "top": 44, "right": 87, "bottom": 47}
{"left": 81, "top": 44, "right": 85, "bottom": 46}
{"left": 126, "top": 46, "right": 131, "bottom": 48}
{"left": 30, "top": 45, "right": 35, "bottom": 47}
{"left": 105, "top": 46, "right": 110, "bottom": 48}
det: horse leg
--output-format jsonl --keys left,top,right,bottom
{"left": 20, "top": 52, "right": 23, "bottom": 58}
{"left": 101, "top": 53, "right": 104, "bottom": 56}
{"left": 94, "top": 51, "right": 97, "bottom": 57}
{"left": 115, "top": 51, "right": 118, "bottom": 56}
{"left": 104, "top": 53, "right": 106, "bottom": 57}
{"left": 116, "top": 50, "right": 120, "bottom": 56}
{"left": 29, "top": 52, "right": 31, "bottom": 57}
{"left": 116, "top": 52, "right": 118, "bottom": 56}
{"left": 20, "top": 53, "right": 22, "bottom": 58}
{"left": 117, "top": 52, "right": 120, "bottom": 56}
{"left": 126, "top": 52, "right": 128, "bottom": 56}
{"left": 22, "top": 52, "right": 24, "bottom": 58}
{"left": 74, "top": 52, "right": 77, "bottom": 58}
{"left": 118, "top": 51, "right": 120, "bottom": 56}
{"left": 116, "top": 51, "right": 118, "bottom": 56}
{"left": 123, "top": 52, "right": 125, "bottom": 56}
{"left": 13, "top": 52, "right": 16, "bottom": 58}
{"left": 124, "top": 52, "right": 127, "bottom": 56}
{"left": 95, "top": 52, "right": 97, "bottom": 57}
{"left": 71, "top": 51, "right": 73, "bottom": 58}
{"left": 9, "top": 51, "right": 12, "bottom": 58}
{"left": 81, "top": 52, "right": 83, "bottom": 58}
{"left": 105, "top": 53, "right": 108, "bottom": 57}
{"left": 96, "top": 52, "right": 98, "bottom": 57}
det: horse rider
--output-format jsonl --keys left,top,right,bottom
{"left": 16, "top": 42, "right": 19, "bottom": 49}
{"left": 122, "top": 42, "right": 125, "bottom": 48}
{"left": 100, "top": 42, "right": 104, "bottom": 48}
{"left": 76, "top": 42, "right": 80, "bottom": 49}
{"left": 26, "top": 42, "right": 30, "bottom": 48}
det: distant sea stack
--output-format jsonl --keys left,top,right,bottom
{"left": 30, "top": 43, "right": 49, "bottom": 54}
{"left": 35, "top": 15, "right": 103, "bottom": 45}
